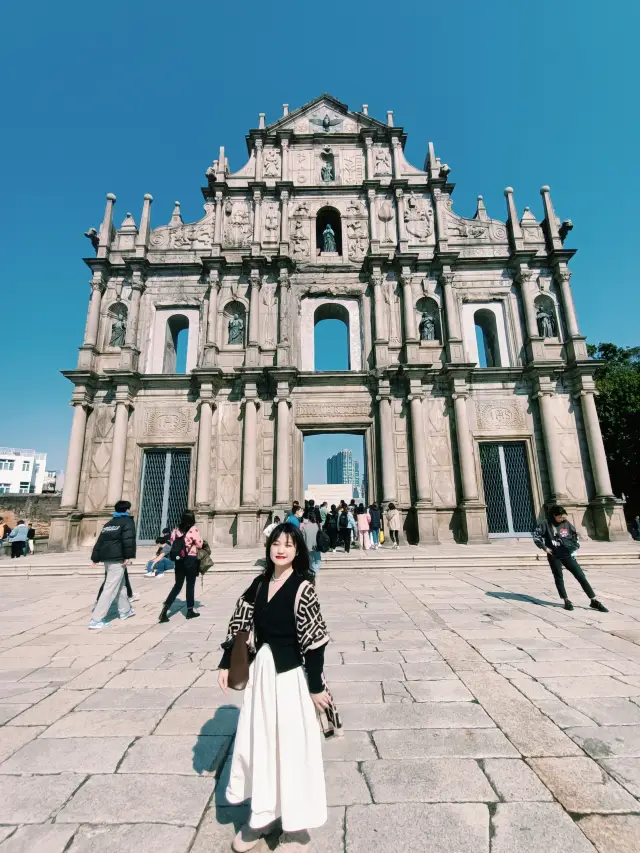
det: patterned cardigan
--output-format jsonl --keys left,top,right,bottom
{"left": 221, "top": 574, "right": 330, "bottom": 659}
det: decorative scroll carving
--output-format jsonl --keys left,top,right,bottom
{"left": 444, "top": 197, "right": 507, "bottom": 242}
{"left": 143, "top": 408, "right": 192, "bottom": 436}
{"left": 475, "top": 400, "right": 526, "bottom": 431}
{"left": 263, "top": 148, "right": 281, "bottom": 178}
{"left": 404, "top": 192, "right": 433, "bottom": 242}
{"left": 150, "top": 203, "right": 215, "bottom": 250}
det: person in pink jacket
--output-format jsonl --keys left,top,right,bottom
{"left": 355, "top": 504, "right": 371, "bottom": 550}
{"left": 159, "top": 510, "right": 203, "bottom": 622}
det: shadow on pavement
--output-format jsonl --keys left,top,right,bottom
{"left": 486, "top": 591, "right": 563, "bottom": 608}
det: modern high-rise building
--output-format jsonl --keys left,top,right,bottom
{"left": 326, "top": 449, "right": 354, "bottom": 486}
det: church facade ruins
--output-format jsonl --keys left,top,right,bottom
{"left": 50, "top": 94, "right": 627, "bottom": 549}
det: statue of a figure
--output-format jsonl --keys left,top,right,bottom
{"left": 419, "top": 312, "right": 436, "bottom": 341}
{"left": 228, "top": 313, "right": 244, "bottom": 345}
{"left": 109, "top": 316, "right": 127, "bottom": 347}
{"left": 322, "top": 223, "right": 337, "bottom": 253}
{"left": 321, "top": 160, "right": 335, "bottom": 182}
{"left": 536, "top": 306, "right": 555, "bottom": 338}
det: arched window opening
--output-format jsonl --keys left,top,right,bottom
{"left": 316, "top": 207, "right": 342, "bottom": 256}
{"left": 163, "top": 314, "right": 189, "bottom": 374}
{"left": 107, "top": 302, "right": 128, "bottom": 348}
{"left": 474, "top": 309, "right": 501, "bottom": 368}
{"left": 416, "top": 297, "right": 441, "bottom": 342}
{"left": 313, "top": 303, "right": 350, "bottom": 371}
{"left": 222, "top": 300, "right": 247, "bottom": 346}
{"left": 534, "top": 295, "right": 559, "bottom": 339}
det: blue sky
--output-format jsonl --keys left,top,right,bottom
{"left": 1, "top": 0, "right": 638, "bottom": 470}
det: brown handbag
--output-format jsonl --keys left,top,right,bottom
{"left": 228, "top": 631, "right": 252, "bottom": 690}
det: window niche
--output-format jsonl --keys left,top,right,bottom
{"left": 316, "top": 207, "right": 342, "bottom": 256}
{"left": 474, "top": 308, "right": 502, "bottom": 368}
{"left": 222, "top": 300, "right": 247, "bottom": 347}
{"left": 313, "top": 303, "right": 350, "bottom": 370}
{"left": 163, "top": 314, "right": 189, "bottom": 374}
{"left": 106, "top": 302, "right": 128, "bottom": 348}
{"left": 416, "top": 297, "right": 441, "bottom": 343}
{"left": 534, "top": 294, "right": 559, "bottom": 340}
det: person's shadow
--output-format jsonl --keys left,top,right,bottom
{"left": 193, "top": 704, "right": 282, "bottom": 849}
{"left": 486, "top": 591, "right": 562, "bottom": 608}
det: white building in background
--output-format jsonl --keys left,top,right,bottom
{"left": 305, "top": 484, "right": 353, "bottom": 506}
{"left": 42, "top": 471, "right": 64, "bottom": 493}
{"left": 0, "top": 448, "right": 47, "bottom": 495}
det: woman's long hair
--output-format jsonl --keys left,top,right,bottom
{"left": 264, "top": 522, "right": 313, "bottom": 582}
{"left": 356, "top": 503, "right": 366, "bottom": 515}
{"left": 178, "top": 510, "right": 196, "bottom": 535}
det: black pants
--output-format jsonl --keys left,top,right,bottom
{"left": 11, "top": 542, "right": 24, "bottom": 558}
{"left": 339, "top": 529, "right": 351, "bottom": 553}
{"left": 389, "top": 530, "right": 400, "bottom": 545}
{"left": 165, "top": 556, "right": 199, "bottom": 610}
{"left": 97, "top": 567, "right": 132, "bottom": 601}
{"left": 327, "top": 527, "right": 338, "bottom": 549}
{"left": 548, "top": 553, "right": 595, "bottom": 600}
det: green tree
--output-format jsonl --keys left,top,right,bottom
{"left": 587, "top": 342, "right": 640, "bottom": 519}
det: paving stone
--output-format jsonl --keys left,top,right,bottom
{"left": 491, "top": 802, "right": 596, "bottom": 853}
{"left": 0, "top": 705, "right": 30, "bottom": 724}
{"left": 567, "top": 697, "right": 640, "bottom": 726}
{"left": 381, "top": 680, "right": 414, "bottom": 703}
{"left": 105, "top": 669, "right": 201, "bottom": 689}
{"left": 401, "top": 662, "right": 457, "bottom": 680}
{"left": 323, "top": 663, "right": 404, "bottom": 682}
{"left": 40, "top": 708, "right": 164, "bottom": 738}
{"left": 64, "top": 662, "right": 126, "bottom": 690}
{"left": 0, "top": 735, "right": 133, "bottom": 774}
{"left": 118, "top": 735, "right": 230, "bottom": 775}
{"left": 599, "top": 757, "right": 640, "bottom": 797}
{"left": 341, "top": 702, "right": 494, "bottom": 730}
{"left": 341, "top": 650, "right": 403, "bottom": 664}
{"left": 400, "top": 649, "right": 444, "bottom": 662}
{"left": 188, "top": 804, "right": 252, "bottom": 853}
{"left": 507, "top": 661, "right": 620, "bottom": 678}
{"left": 323, "top": 730, "right": 377, "bottom": 761}
{"left": 406, "top": 680, "right": 474, "bottom": 702}
{"left": 577, "top": 815, "right": 640, "bottom": 853}
{"left": 459, "top": 672, "right": 584, "bottom": 756}
{"left": 173, "top": 687, "right": 243, "bottom": 708}
{"left": 373, "top": 728, "right": 518, "bottom": 758}
{"left": 9, "top": 689, "right": 93, "bottom": 725}
{"left": 324, "top": 761, "right": 371, "bottom": 805}
{"left": 540, "top": 676, "right": 640, "bottom": 700}
{"left": 0, "top": 828, "right": 16, "bottom": 844}
{"left": 20, "top": 667, "right": 87, "bottom": 683}
{"left": 363, "top": 758, "right": 497, "bottom": 803}
{"left": 0, "top": 774, "right": 84, "bottom": 823}
{"left": 67, "top": 824, "right": 195, "bottom": 853}
{"left": 328, "top": 680, "right": 383, "bottom": 704}
{"left": 155, "top": 706, "right": 240, "bottom": 736}
{"left": 0, "top": 824, "right": 78, "bottom": 853}
{"left": 566, "top": 725, "right": 640, "bottom": 757}
{"left": 76, "top": 687, "right": 184, "bottom": 711}
{"left": 0, "top": 685, "right": 56, "bottom": 704}
{"left": 528, "top": 757, "right": 638, "bottom": 813}
{"left": 0, "top": 725, "right": 45, "bottom": 763}
{"left": 57, "top": 773, "right": 212, "bottom": 825}
{"left": 345, "top": 803, "right": 489, "bottom": 853}
{"left": 482, "top": 758, "right": 554, "bottom": 801}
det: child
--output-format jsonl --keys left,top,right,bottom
{"left": 533, "top": 505, "right": 608, "bottom": 612}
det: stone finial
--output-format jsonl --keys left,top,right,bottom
{"left": 362, "top": 104, "right": 369, "bottom": 115}
{"left": 520, "top": 206, "right": 537, "bottom": 223}
{"left": 144, "top": 193, "right": 153, "bottom": 201}
{"left": 540, "top": 185, "right": 562, "bottom": 249}
{"left": 97, "top": 193, "right": 117, "bottom": 258}
{"left": 474, "top": 195, "right": 487, "bottom": 220}
{"left": 283, "top": 104, "right": 289, "bottom": 116}
{"left": 504, "top": 186, "right": 523, "bottom": 249}
{"left": 170, "top": 201, "right": 183, "bottom": 227}
{"left": 387, "top": 110, "right": 394, "bottom": 126}
{"left": 106, "top": 193, "right": 116, "bottom": 202}
{"left": 504, "top": 187, "right": 514, "bottom": 196}
{"left": 136, "top": 194, "right": 153, "bottom": 254}
{"left": 259, "top": 113, "right": 266, "bottom": 129}
{"left": 120, "top": 212, "right": 138, "bottom": 232}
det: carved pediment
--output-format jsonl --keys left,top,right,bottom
{"left": 444, "top": 196, "right": 507, "bottom": 245}
{"left": 265, "top": 94, "right": 386, "bottom": 136}
{"left": 150, "top": 202, "right": 215, "bottom": 251}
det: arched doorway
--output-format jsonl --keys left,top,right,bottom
{"left": 163, "top": 314, "right": 189, "bottom": 374}
{"left": 474, "top": 308, "right": 501, "bottom": 368}
{"left": 313, "top": 303, "right": 350, "bottom": 371}
{"left": 316, "top": 207, "right": 342, "bottom": 256}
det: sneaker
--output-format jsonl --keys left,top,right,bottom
{"left": 144, "top": 572, "right": 155, "bottom": 578}
{"left": 119, "top": 609, "right": 136, "bottom": 621}
{"left": 129, "top": 593, "right": 140, "bottom": 602}
{"left": 564, "top": 600, "right": 574, "bottom": 611}
{"left": 88, "top": 620, "right": 106, "bottom": 630}
{"left": 185, "top": 609, "right": 200, "bottom": 619}
{"left": 276, "top": 830, "right": 311, "bottom": 851}
{"left": 590, "top": 599, "right": 609, "bottom": 613}
{"left": 232, "top": 821, "right": 278, "bottom": 853}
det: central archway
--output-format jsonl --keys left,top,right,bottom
{"left": 314, "top": 303, "right": 350, "bottom": 370}
{"left": 300, "top": 297, "right": 362, "bottom": 372}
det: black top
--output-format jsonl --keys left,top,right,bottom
{"left": 220, "top": 573, "right": 326, "bottom": 693}
{"left": 27, "top": 528, "right": 36, "bottom": 540}
{"left": 91, "top": 515, "right": 137, "bottom": 562}
{"left": 533, "top": 519, "right": 579, "bottom": 556}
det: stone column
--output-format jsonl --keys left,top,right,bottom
{"left": 106, "top": 397, "right": 131, "bottom": 507}
{"left": 395, "top": 188, "right": 408, "bottom": 248}
{"left": 578, "top": 390, "right": 614, "bottom": 497}
{"left": 252, "top": 191, "right": 262, "bottom": 246}
{"left": 277, "top": 270, "right": 291, "bottom": 365}
{"left": 248, "top": 274, "right": 260, "bottom": 346}
{"left": 241, "top": 396, "right": 259, "bottom": 505}
{"left": 452, "top": 392, "right": 479, "bottom": 503}
{"left": 535, "top": 389, "right": 565, "bottom": 499}
{"left": 255, "top": 139, "right": 264, "bottom": 182}
{"left": 97, "top": 193, "right": 116, "bottom": 259}
{"left": 377, "top": 389, "right": 397, "bottom": 502}
{"left": 401, "top": 274, "right": 417, "bottom": 342}
{"left": 83, "top": 278, "right": 105, "bottom": 347}
{"left": 206, "top": 273, "right": 219, "bottom": 346}
{"left": 281, "top": 139, "right": 290, "bottom": 181}
{"left": 409, "top": 394, "right": 431, "bottom": 502}
{"left": 365, "top": 137, "right": 374, "bottom": 179}
{"left": 274, "top": 395, "right": 291, "bottom": 506}
{"left": 391, "top": 137, "right": 402, "bottom": 178}
{"left": 280, "top": 189, "right": 289, "bottom": 243}
{"left": 195, "top": 397, "right": 214, "bottom": 506}
{"left": 135, "top": 193, "right": 153, "bottom": 257}
{"left": 440, "top": 273, "right": 463, "bottom": 366}
{"left": 556, "top": 268, "right": 580, "bottom": 338}
{"left": 372, "top": 273, "right": 387, "bottom": 343}
{"left": 214, "top": 192, "right": 224, "bottom": 246}
{"left": 125, "top": 276, "right": 145, "bottom": 348}
{"left": 518, "top": 269, "right": 539, "bottom": 341}
{"left": 367, "top": 189, "right": 379, "bottom": 242}
{"left": 60, "top": 402, "right": 90, "bottom": 508}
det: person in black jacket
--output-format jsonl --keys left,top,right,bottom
{"left": 88, "top": 500, "right": 137, "bottom": 630}
{"left": 533, "top": 505, "right": 608, "bottom": 612}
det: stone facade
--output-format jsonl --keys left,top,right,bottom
{"left": 50, "top": 94, "right": 627, "bottom": 549}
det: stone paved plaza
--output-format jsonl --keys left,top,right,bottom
{"left": 1, "top": 562, "right": 640, "bottom": 851}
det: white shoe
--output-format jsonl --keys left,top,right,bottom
{"left": 129, "top": 593, "right": 140, "bottom": 602}
{"left": 232, "top": 821, "right": 278, "bottom": 852}
{"left": 119, "top": 609, "right": 136, "bottom": 621}
{"left": 276, "top": 830, "right": 311, "bottom": 851}
{"left": 144, "top": 572, "right": 154, "bottom": 578}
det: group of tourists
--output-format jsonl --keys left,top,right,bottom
{"left": 277, "top": 498, "right": 401, "bottom": 552}
{"left": 0, "top": 518, "right": 36, "bottom": 558}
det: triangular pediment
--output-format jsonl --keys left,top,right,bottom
{"left": 266, "top": 93, "right": 386, "bottom": 136}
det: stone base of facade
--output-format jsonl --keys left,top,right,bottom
{"left": 458, "top": 503, "right": 489, "bottom": 544}
{"left": 48, "top": 512, "right": 82, "bottom": 552}
{"left": 589, "top": 499, "right": 630, "bottom": 542}
{"left": 415, "top": 504, "right": 440, "bottom": 544}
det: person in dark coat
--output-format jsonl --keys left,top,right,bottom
{"left": 88, "top": 500, "right": 137, "bottom": 630}
{"left": 323, "top": 505, "right": 339, "bottom": 552}
{"left": 533, "top": 505, "right": 608, "bottom": 612}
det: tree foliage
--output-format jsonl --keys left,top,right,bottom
{"left": 587, "top": 342, "right": 640, "bottom": 518}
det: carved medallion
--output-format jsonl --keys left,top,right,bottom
{"left": 143, "top": 408, "right": 192, "bottom": 436}
{"left": 475, "top": 400, "right": 526, "bottom": 431}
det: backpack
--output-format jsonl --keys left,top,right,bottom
{"left": 339, "top": 512, "right": 349, "bottom": 530}
{"left": 316, "top": 530, "right": 331, "bottom": 553}
{"left": 169, "top": 534, "right": 187, "bottom": 563}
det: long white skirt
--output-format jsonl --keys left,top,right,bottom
{"left": 226, "top": 644, "right": 327, "bottom": 832}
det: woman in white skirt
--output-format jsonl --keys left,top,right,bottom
{"left": 218, "top": 522, "right": 332, "bottom": 853}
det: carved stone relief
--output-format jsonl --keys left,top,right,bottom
{"left": 346, "top": 218, "right": 368, "bottom": 261}
{"left": 291, "top": 219, "right": 310, "bottom": 259}
{"left": 263, "top": 148, "right": 281, "bottom": 178}
{"left": 150, "top": 202, "right": 215, "bottom": 251}
{"left": 404, "top": 192, "right": 434, "bottom": 243}
{"left": 223, "top": 201, "right": 252, "bottom": 248}
{"left": 143, "top": 408, "right": 193, "bottom": 437}
{"left": 342, "top": 152, "right": 364, "bottom": 184}
{"left": 475, "top": 400, "right": 527, "bottom": 432}
{"left": 261, "top": 283, "right": 277, "bottom": 347}
{"left": 427, "top": 397, "right": 456, "bottom": 505}
{"left": 296, "top": 403, "right": 371, "bottom": 421}
{"left": 374, "top": 147, "right": 392, "bottom": 176}
{"left": 217, "top": 403, "right": 241, "bottom": 509}
{"left": 378, "top": 200, "right": 395, "bottom": 244}
{"left": 444, "top": 197, "right": 507, "bottom": 242}
{"left": 263, "top": 204, "right": 280, "bottom": 241}
{"left": 384, "top": 279, "right": 401, "bottom": 344}
{"left": 295, "top": 150, "right": 310, "bottom": 184}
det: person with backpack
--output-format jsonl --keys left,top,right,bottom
{"left": 302, "top": 507, "right": 329, "bottom": 578}
{"left": 385, "top": 503, "right": 401, "bottom": 548}
{"left": 8, "top": 520, "right": 29, "bottom": 559}
{"left": 158, "top": 510, "right": 203, "bottom": 622}
{"left": 88, "top": 500, "right": 137, "bottom": 630}
{"left": 323, "top": 504, "right": 339, "bottom": 552}
{"left": 368, "top": 503, "right": 382, "bottom": 549}
{"left": 533, "top": 505, "right": 608, "bottom": 612}
{"left": 338, "top": 505, "right": 351, "bottom": 553}
{"left": 356, "top": 503, "right": 371, "bottom": 550}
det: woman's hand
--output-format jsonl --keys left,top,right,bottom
{"left": 218, "top": 668, "right": 229, "bottom": 694}
{"left": 310, "top": 690, "right": 331, "bottom": 712}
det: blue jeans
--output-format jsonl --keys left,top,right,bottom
{"left": 147, "top": 557, "right": 174, "bottom": 575}
{"left": 310, "top": 551, "right": 322, "bottom": 575}
{"left": 370, "top": 529, "right": 380, "bottom": 546}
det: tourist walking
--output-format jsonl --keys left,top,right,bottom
{"left": 347, "top": 506, "right": 357, "bottom": 545}
{"left": 8, "top": 520, "right": 28, "bottom": 558}
{"left": 88, "top": 500, "right": 137, "bottom": 629}
{"left": 96, "top": 562, "right": 138, "bottom": 602}
{"left": 319, "top": 501, "right": 328, "bottom": 526}
{"left": 324, "top": 504, "right": 339, "bottom": 551}
{"left": 218, "top": 522, "right": 331, "bottom": 852}
{"left": 158, "top": 510, "right": 203, "bottom": 622}
{"left": 26, "top": 522, "right": 36, "bottom": 555}
{"left": 533, "top": 505, "right": 608, "bottom": 612}
{"left": 301, "top": 507, "right": 322, "bottom": 577}
{"left": 338, "top": 505, "right": 351, "bottom": 553}
{"left": 368, "top": 503, "right": 382, "bottom": 549}
{"left": 385, "top": 503, "right": 401, "bottom": 548}
{"left": 285, "top": 506, "right": 303, "bottom": 528}
{"left": 356, "top": 503, "right": 371, "bottom": 550}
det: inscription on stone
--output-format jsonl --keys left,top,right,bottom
{"left": 296, "top": 403, "right": 371, "bottom": 421}
{"left": 143, "top": 408, "right": 192, "bottom": 436}
{"left": 475, "top": 400, "right": 526, "bottom": 431}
